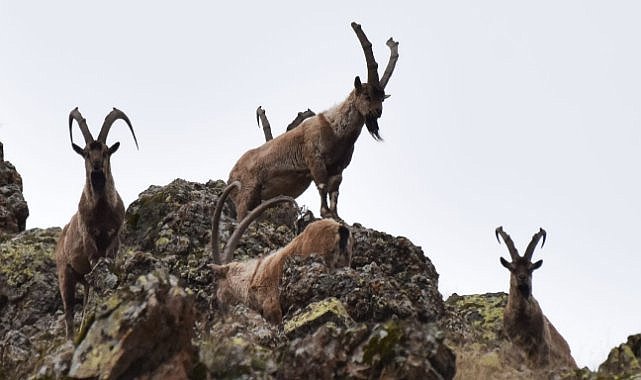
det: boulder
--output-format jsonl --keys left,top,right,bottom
{"left": 0, "top": 141, "right": 29, "bottom": 238}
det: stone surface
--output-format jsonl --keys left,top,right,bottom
{"left": 8, "top": 178, "right": 638, "bottom": 379}
{"left": 0, "top": 141, "right": 29, "bottom": 238}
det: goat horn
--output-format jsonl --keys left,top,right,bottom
{"left": 380, "top": 38, "right": 399, "bottom": 89}
{"left": 68, "top": 107, "right": 94, "bottom": 146}
{"left": 221, "top": 195, "right": 298, "bottom": 264}
{"left": 495, "top": 226, "right": 519, "bottom": 261}
{"left": 211, "top": 181, "right": 242, "bottom": 265}
{"left": 97, "top": 108, "right": 139, "bottom": 149}
{"left": 524, "top": 228, "right": 546, "bottom": 261}
{"left": 351, "top": 22, "right": 380, "bottom": 86}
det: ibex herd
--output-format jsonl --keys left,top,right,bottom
{"left": 50, "top": 21, "right": 577, "bottom": 371}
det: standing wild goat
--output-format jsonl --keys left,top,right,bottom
{"left": 496, "top": 227, "right": 577, "bottom": 368}
{"left": 209, "top": 182, "right": 352, "bottom": 323}
{"left": 228, "top": 22, "right": 399, "bottom": 220}
{"left": 55, "top": 107, "right": 138, "bottom": 339}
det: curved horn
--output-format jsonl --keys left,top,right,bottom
{"left": 524, "top": 228, "right": 546, "bottom": 261}
{"left": 351, "top": 22, "right": 380, "bottom": 86}
{"left": 97, "top": 108, "right": 139, "bottom": 149}
{"left": 380, "top": 38, "right": 399, "bottom": 89}
{"left": 221, "top": 195, "right": 298, "bottom": 264}
{"left": 495, "top": 226, "right": 519, "bottom": 261}
{"left": 68, "top": 107, "right": 94, "bottom": 146}
{"left": 211, "top": 181, "right": 242, "bottom": 265}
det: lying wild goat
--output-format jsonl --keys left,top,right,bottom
{"left": 496, "top": 227, "right": 577, "bottom": 368}
{"left": 228, "top": 22, "right": 399, "bottom": 220}
{"left": 55, "top": 107, "right": 138, "bottom": 339}
{"left": 209, "top": 182, "right": 352, "bottom": 323}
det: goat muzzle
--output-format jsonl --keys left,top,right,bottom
{"left": 91, "top": 170, "right": 106, "bottom": 192}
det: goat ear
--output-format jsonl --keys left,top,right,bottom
{"left": 500, "top": 257, "right": 512, "bottom": 270}
{"left": 384, "top": 94, "right": 391, "bottom": 99}
{"left": 354, "top": 76, "right": 363, "bottom": 93}
{"left": 72, "top": 143, "right": 85, "bottom": 157}
{"left": 531, "top": 259, "right": 543, "bottom": 271}
{"left": 108, "top": 142, "right": 120, "bottom": 155}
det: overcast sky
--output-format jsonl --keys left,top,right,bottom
{"left": 1, "top": 1, "right": 639, "bottom": 369}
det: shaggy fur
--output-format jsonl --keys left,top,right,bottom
{"left": 228, "top": 22, "right": 398, "bottom": 221}
{"left": 496, "top": 227, "right": 577, "bottom": 369}
{"left": 55, "top": 107, "right": 138, "bottom": 339}
{"left": 210, "top": 184, "right": 352, "bottom": 323}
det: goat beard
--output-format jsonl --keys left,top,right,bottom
{"left": 91, "top": 170, "right": 106, "bottom": 193}
{"left": 365, "top": 116, "right": 382, "bottom": 141}
{"left": 518, "top": 284, "right": 531, "bottom": 298}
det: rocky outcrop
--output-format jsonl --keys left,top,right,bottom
{"left": 597, "top": 334, "right": 641, "bottom": 378}
{"left": 0, "top": 141, "right": 29, "bottom": 239}
{"left": 0, "top": 178, "right": 454, "bottom": 379}
{"left": 443, "top": 293, "right": 641, "bottom": 379}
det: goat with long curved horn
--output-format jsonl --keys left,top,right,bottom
{"left": 56, "top": 107, "right": 139, "bottom": 339}
{"left": 496, "top": 226, "right": 519, "bottom": 261}
{"left": 227, "top": 22, "right": 399, "bottom": 221}
{"left": 69, "top": 107, "right": 94, "bottom": 154}
{"left": 380, "top": 38, "right": 399, "bottom": 90}
{"left": 524, "top": 228, "right": 546, "bottom": 261}
{"left": 495, "top": 226, "right": 577, "bottom": 368}
{"left": 351, "top": 22, "right": 380, "bottom": 86}
{"left": 97, "top": 107, "right": 139, "bottom": 150}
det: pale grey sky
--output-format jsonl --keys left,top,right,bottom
{"left": 1, "top": 1, "right": 639, "bottom": 369}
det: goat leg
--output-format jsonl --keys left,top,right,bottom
{"left": 328, "top": 174, "right": 343, "bottom": 220}
{"left": 59, "top": 266, "right": 76, "bottom": 339}
{"left": 78, "top": 280, "right": 91, "bottom": 334}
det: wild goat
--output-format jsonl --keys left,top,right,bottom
{"left": 228, "top": 22, "right": 399, "bottom": 220}
{"left": 55, "top": 107, "right": 138, "bottom": 339}
{"left": 496, "top": 227, "right": 577, "bottom": 368}
{"left": 209, "top": 182, "right": 352, "bottom": 323}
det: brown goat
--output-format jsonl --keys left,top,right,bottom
{"left": 496, "top": 227, "right": 577, "bottom": 369}
{"left": 228, "top": 22, "right": 399, "bottom": 220}
{"left": 55, "top": 107, "right": 138, "bottom": 339}
{"left": 209, "top": 183, "right": 352, "bottom": 323}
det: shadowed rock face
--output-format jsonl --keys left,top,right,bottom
{"left": 0, "top": 179, "right": 456, "bottom": 379}
{"left": 0, "top": 141, "right": 29, "bottom": 238}
{"left": 442, "top": 293, "right": 641, "bottom": 379}
{"left": 0, "top": 178, "right": 639, "bottom": 379}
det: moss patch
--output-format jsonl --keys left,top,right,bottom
{"left": 284, "top": 297, "right": 353, "bottom": 339}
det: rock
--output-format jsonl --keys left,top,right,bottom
{"left": 0, "top": 179, "right": 455, "bottom": 379}
{"left": 0, "top": 141, "right": 29, "bottom": 238}
{"left": 0, "top": 228, "right": 65, "bottom": 379}
{"left": 281, "top": 224, "right": 444, "bottom": 324}
{"left": 68, "top": 271, "right": 196, "bottom": 379}
{"left": 284, "top": 297, "right": 354, "bottom": 339}
{"left": 598, "top": 334, "right": 641, "bottom": 377}
{"left": 279, "top": 318, "right": 455, "bottom": 380}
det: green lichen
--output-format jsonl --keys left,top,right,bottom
{"left": 448, "top": 292, "right": 506, "bottom": 342}
{"left": 0, "top": 228, "right": 59, "bottom": 287}
{"left": 362, "top": 320, "right": 403, "bottom": 366}
{"left": 284, "top": 297, "right": 352, "bottom": 337}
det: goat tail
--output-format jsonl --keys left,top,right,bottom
{"left": 212, "top": 181, "right": 242, "bottom": 264}
{"left": 221, "top": 195, "right": 297, "bottom": 264}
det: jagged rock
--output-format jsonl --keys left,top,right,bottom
{"left": 284, "top": 297, "right": 354, "bottom": 339}
{"left": 68, "top": 271, "right": 196, "bottom": 379}
{"left": 0, "top": 141, "right": 29, "bottom": 238}
{"left": 279, "top": 318, "right": 455, "bottom": 379}
{"left": 598, "top": 334, "right": 641, "bottom": 378}
{"left": 1, "top": 179, "right": 454, "bottom": 379}
{"left": 0, "top": 228, "right": 66, "bottom": 379}
{"left": 281, "top": 224, "right": 444, "bottom": 324}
